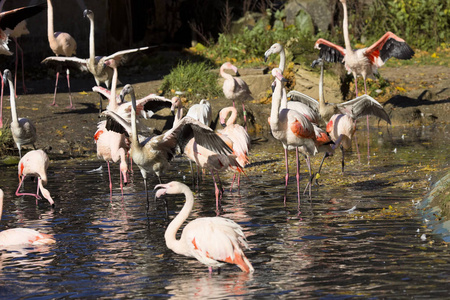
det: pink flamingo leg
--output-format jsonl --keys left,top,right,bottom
{"left": 0, "top": 73, "right": 3, "bottom": 128}
{"left": 14, "top": 39, "right": 27, "bottom": 95}
{"left": 51, "top": 72, "right": 60, "bottom": 106}
{"left": 353, "top": 120, "right": 361, "bottom": 163}
{"left": 295, "top": 148, "right": 301, "bottom": 210}
{"left": 119, "top": 168, "right": 124, "bottom": 198}
{"left": 242, "top": 102, "right": 247, "bottom": 131}
{"left": 364, "top": 79, "right": 370, "bottom": 164}
{"left": 230, "top": 173, "right": 236, "bottom": 192}
{"left": 15, "top": 176, "right": 42, "bottom": 204}
{"left": 284, "top": 147, "right": 289, "bottom": 206}
{"left": 211, "top": 170, "right": 221, "bottom": 214}
{"left": 106, "top": 161, "right": 113, "bottom": 200}
{"left": 66, "top": 69, "right": 75, "bottom": 109}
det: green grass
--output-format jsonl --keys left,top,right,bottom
{"left": 159, "top": 61, "right": 222, "bottom": 101}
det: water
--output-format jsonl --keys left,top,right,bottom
{"left": 0, "top": 124, "right": 449, "bottom": 299}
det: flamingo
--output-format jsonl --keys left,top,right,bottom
{"left": 186, "top": 99, "right": 212, "bottom": 127}
{"left": 16, "top": 149, "right": 54, "bottom": 207}
{"left": 269, "top": 68, "right": 317, "bottom": 207}
{"left": 46, "top": 0, "right": 77, "bottom": 108}
{"left": 220, "top": 62, "right": 253, "bottom": 131}
{"left": 314, "top": 0, "right": 414, "bottom": 96}
{"left": 155, "top": 181, "right": 254, "bottom": 274}
{"left": 218, "top": 106, "right": 251, "bottom": 191}
{"left": 264, "top": 43, "right": 321, "bottom": 125}
{"left": 0, "top": 1, "right": 46, "bottom": 127}
{"left": 0, "top": 189, "right": 55, "bottom": 247}
{"left": 314, "top": 0, "right": 412, "bottom": 162}
{"left": 102, "top": 84, "right": 232, "bottom": 203}
{"left": 3, "top": 69, "right": 36, "bottom": 158}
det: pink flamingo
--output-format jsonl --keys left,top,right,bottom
{"left": 220, "top": 62, "right": 253, "bottom": 130}
{"left": 102, "top": 84, "right": 232, "bottom": 203}
{"left": 0, "top": 1, "right": 46, "bottom": 127}
{"left": 0, "top": 189, "right": 55, "bottom": 247}
{"left": 3, "top": 69, "right": 36, "bottom": 158}
{"left": 218, "top": 106, "right": 251, "bottom": 191}
{"left": 46, "top": 0, "right": 77, "bottom": 108}
{"left": 16, "top": 150, "right": 54, "bottom": 207}
{"left": 155, "top": 181, "right": 254, "bottom": 274}
{"left": 315, "top": 0, "right": 412, "bottom": 162}
{"left": 315, "top": 0, "right": 414, "bottom": 96}
{"left": 269, "top": 68, "right": 317, "bottom": 207}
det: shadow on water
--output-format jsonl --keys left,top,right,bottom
{"left": 0, "top": 125, "right": 449, "bottom": 298}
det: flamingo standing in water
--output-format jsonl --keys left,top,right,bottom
{"left": 220, "top": 62, "right": 253, "bottom": 131}
{"left": 0, "top": 189, "right": 55, "bottom": 247}
{"left": 16, "top": 149, "right": 54, "bottom": 207}
{"left": 218, "top": 106, "right": 251, "bottom": 191}
{"left": 46, "top": 0, "right": 77, "bottom": 108}
{"left": 269, "top": 68, "right": 317, "bottom": 207}
{"left": 155, "top": 181, "right": 254, "bottom": 274}
{"left": 3, "top": 69, "right": 36, "bottom": 158}
{"left": 102, "top": 84, "right": 232, "bottom": 203}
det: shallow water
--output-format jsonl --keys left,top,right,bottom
{"left": 1, "top": 124, "right": 450, "bottom": 299}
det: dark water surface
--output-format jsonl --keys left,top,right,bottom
{"left": 0, "top": 124, "right": 449, "bottom": 299}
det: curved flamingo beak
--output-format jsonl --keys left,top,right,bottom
{"left": 154, "top": 184, "right": 168, "bottom": 199}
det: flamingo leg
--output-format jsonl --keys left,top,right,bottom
{"left": 230, "top": 173, "right": 236, "bottom": 192}
{"left": 305, "top": 155, "right": 312, "bottom": 198}
{"left": 211, "top": 170, "right": 221, "bottom": 214}
{"left": 107, "top": 161, "right": 113, "bottom": 200}
{"left": 13, "top": 39, "right": 27, "bottom": 95}
{"left": 353, "top": 120, "right": 361, "bottom": 163}
{"left": 15, "top": 176, "right": 42, "bottom": 203}
{"left": 284, "top": 147, "right": 289, "bottom": 206}
{"left": 354, "top": 77, "right": 358, "bottom": 96}
{"left": 242, "top": 102, "right": 247, "bottom": 131}
{"left": 51, "top": 71, "right": 60, "bottom": 106}
{"left": 119, "top": 167, "right": 124, "bottom": 198}
{"left": 364, "top": 79, "right": 370, "bottom": 164}
{"left": 0, "top": 73, "right": 3, "bottom": 128}
{"left": 66, "top": 69, "right": 75, "bottom": 109}
{"left": 295, "top": 148, "right": 301, "bottom": 210}
{"left": 341, "top": 145, "right": 345, "bottom": 173}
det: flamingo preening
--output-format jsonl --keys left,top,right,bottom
{"left": 3, "top": 69, "right": 36, "bottom": 158}
{"left": 102, "top": 84, "right": 233, "bottom": 204}
{"left": 155, "top": 181, "right": 254, "bottom": 274}
{"left": 46, "top": 0, "right": 77, "bottom": 108}
{"left": 220, "top": 62, "right": 253, "bottom": 131}
{"left": 0, "top": 189, "right": 55, "bottom": 247}
{"left": 16, "top": 149, "right": 54, "bottom": 207}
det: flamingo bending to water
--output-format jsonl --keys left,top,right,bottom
{"left": 16, "top": 150, "right": 54, "bottom": 207}
{"left": 220, "top": 62, "right": 253, "bottom": 130}
{"left": 0, "top": 189, "right": 55, "bottom": 247}
{"left": 155, "top": 181, "right": 254, "bottom": 274}
{"left": 46, "top": 0, "right": 77, "bottom": 108}
{"left": 3, "top": 69, "right": 36, "bottom": 158}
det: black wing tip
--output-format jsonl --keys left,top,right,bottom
{"left": 318, "top": 45, "right": 345, "bottom": 64}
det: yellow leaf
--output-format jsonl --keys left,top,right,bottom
{"left": 78, "top": 91, "right": 88, "bottom": 95}
{"left": 431, "top": 52, "right": 438, "bottom": 58}
{"left": 32, "top": 108, "right": 38, "bottom": 111}
{"left": 395, "top": 86, "right": 406, "bottom": 92}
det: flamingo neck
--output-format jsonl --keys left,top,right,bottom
{"left": 47, "top": 0, "right": 56, "bottom": 45}
{"left": 318, "top": 62, "right": 326, "bottom": 108}
{"left": 280, "top": 87, "right": 288, "bottom": 110}
{"left": 88, "top": 15, "right": 95, "bottom": 64}
{"left": 0, "top": 190, "right": 3, "bottom": 221}
{"left": 270, "top": 79, "right": 282, "bottom": 130}
{"left": 220, "top": 66, "right": 233, "bottom": 81}
{"left": 129, "top": 90, "right": 139, "bottom": 146}
{"left": 7, "top": 76, "right": 18, "bottom": 124}
{"left": 108, "top": 67, "right": 118, "bottom": 111}
{"left": 279, "top": 47, "right": 286, "bottom": 72}
{"left": 225, "top": 107, "right": 238, "bottom": 125}
{"left": 173, "top": 106, "right": 183, "bottom": 127}
{"left": 342, "top": 0, "right": 352, "bottom": 52}
{"left": 164, "top": 184, "right": 194, "bottom": 255}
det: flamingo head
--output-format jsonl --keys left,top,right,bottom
{"left": 170, "top": 97, "right": 181, "bottom": 113}
{"left": 154, "top": 181, "right": 185, "bottom": 198}
{"left": 271, "top": 68, "right": 287, "bottom": 83}
{"left": 264, "top": 43, "right": 282, "bottom": 62}
{"left": 83, "top": 9, "right": 93, "bottom": 19}
{"left": 2, "top": 69, "right": 11, "bottom": 84}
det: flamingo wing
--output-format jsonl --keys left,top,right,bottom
{"left": 102, "top": 110, "right": 132, "bottom": 136}
{"left": 41, "top": 56, "right": 89, "bottom": 72}
{"left": 184, "top": 217, "right": 253, "bottom": 272}
{"left": 103, "top": 46, "right": 150, "bottom": 66}
{"left": 364, "top": 32, "right": 414, "bottom": 66}
{"left": 92, "top": 86, "right": 121, "bottom": 102}
{"left": 337, "top": 94, "right": 391, "bottom": 124}
{"left": 287, "top": 90, "right": 320, "bottom": 112}
{"left": 161, "top": 116, "right": 233, "bottom": 156}
{"left": 135, "top": 95, "right": 173, "bottom": 118}
{"left": 0, "top": 2, "right": 46, "bottom": 31}
{"left": 314, "top": 38, "right": 345, "bottom": 64}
